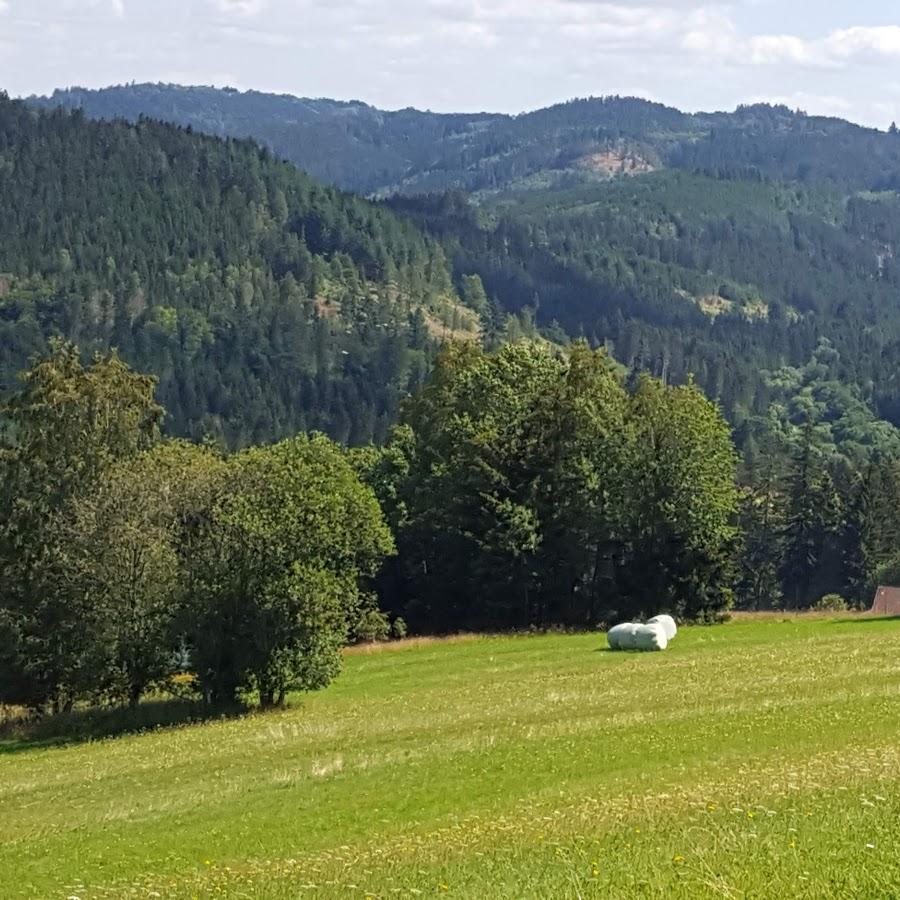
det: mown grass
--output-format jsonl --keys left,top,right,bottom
{"left": 2, "top": 616, "right": 900, "bottom": 898}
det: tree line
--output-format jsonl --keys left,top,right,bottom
{"left": 4, "top": 339, "right": 895, "bottom": 718}
{"left": 738, "top": 427, "right": 900, "bottom": 611}
{"left": 359, "top": 340, "right": 738, "bottom": 632}
{"left": 1, "top": 340, "right": 739, "bottom": 715}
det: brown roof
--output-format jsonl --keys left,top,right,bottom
{"left": 871, "top": 586, "right": 900, "bottom": 616}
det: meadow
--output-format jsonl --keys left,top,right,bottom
{"left": 2, "top": 616, "right": 900, "bottom": 899}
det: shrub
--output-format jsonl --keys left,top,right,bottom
{"left": 391, "top": 617, "right": 408, "bottom": 640}
{"left": 353, "top": 610, "right": 391, "bottom": 643}
{"left": 166, "top": 672, "right": 200, "bottom": 701}
{"left": 875, "top": 553, "right": 900, "bottom": 588}
{"left": 815, "top": 593, "right": 848, "bottom": 612}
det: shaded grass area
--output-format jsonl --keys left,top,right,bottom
{"left": 1, "top": 616, "right": 899, "bottom": 898}
{"left": 0, "top": 699, "right": 248, "bottom": 755}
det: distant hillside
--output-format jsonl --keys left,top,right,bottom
{"left": 0, "top": 97, "right": 477, "bottom": 446}
{"left": 19, "top": 85, "right": 900, "bottom": 463}
{"left": 389, "top": 172, "right": 900, "bottom": 461}
{"left": 29, "top": 84, "right": 900, "bottom": 195}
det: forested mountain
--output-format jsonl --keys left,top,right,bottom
{"left": 30, "top": 83, "right": 504, "bottom": 195}
{"left": 390, "top": 173, "right": 900, "bottom": 460}
{"left": 0, "top": 96, "right": 478, "bottom": 446}
{"left": 18, "top": 86, "right": 900, "bottom": 460}
{"left": 6, "top": 84, "right": 900, "bottom": 620}
{"left": 30, "top": 84, "right": 900, "bottom": 195}
{"left": 17, "top": 85, "right": 900, "bottom": 460}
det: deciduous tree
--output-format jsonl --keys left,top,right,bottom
{"left": 184, "top": 434, "right": 393, "bottom": 706}
{"left": 0, "top": 341, "right": 161, "bottom": 711}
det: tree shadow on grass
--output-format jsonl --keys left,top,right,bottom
{"left": 831, "top": 615, "right": 900, "bottom": 626}
{"left": 0, "top": 698, "right": 248, "bottom": 755}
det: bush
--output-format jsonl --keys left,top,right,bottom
{"left": 166, "top": 672, "right": 200, "bottom": 701}
{"left": 391, "top": 617, "right": 408, "bottom": 640}
{"left": 875, "top": 553, "right": 900, "bottom": 588}
{"left": 353, "top": 610, "right": 391, "bottom": 643}
{"left": 815, "top": 593, "right": 848, "bottom": 612}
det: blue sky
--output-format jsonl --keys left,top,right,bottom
{"left": 5, "top": 0, "right": 900, "bottom": 127}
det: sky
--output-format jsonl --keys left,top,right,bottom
{"left": 4, "top": 0, "right": 900, "bottom": 127}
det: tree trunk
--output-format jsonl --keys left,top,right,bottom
{"left": 208, "top": 675, "right": 239, "bottom": 708}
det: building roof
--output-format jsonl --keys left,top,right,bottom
{"left": 871, "top": 586, "right": 900, "bottom": 616}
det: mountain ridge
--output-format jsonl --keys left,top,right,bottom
{"left": 29, "top": 83, "right": 900, "bottom": 197}
{"left": 30, "top": 83, "right": 885, "bottom": 132}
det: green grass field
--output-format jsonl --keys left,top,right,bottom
{"left": 3, "top": 616, "right": 900, "bottom": 899}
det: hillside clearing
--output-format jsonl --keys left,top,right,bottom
{"left": 2, "top": 617, "right": 900, "bottom": 898}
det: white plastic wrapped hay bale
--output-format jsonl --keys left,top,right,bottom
{"left": 607, "top": 622, "right": 639, "bottom": 650}
{"left": 608, "top": 621, "right": 669, "bottom": 652}
{"left": 632, "top": 622, "right": 668, "bottom": 651}
{"left": 647, "top": 614, "right": 677, "bottom": 641}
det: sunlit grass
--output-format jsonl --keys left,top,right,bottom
{"left": 2, "top": 616, "right": 899, "bottom": 898}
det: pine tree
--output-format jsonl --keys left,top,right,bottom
{"left": 780, "top": 426, "right": 841, "bottom": 607}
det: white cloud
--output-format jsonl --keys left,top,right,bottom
{"left": 379, "top": 31, "right": 424, "bottom": 50}
{"left": 4, "top": 0, "right": 900, "bottom": 129}
{"left": 714, "top": 25, "right": 900, "bottom": 69}
{"left": 748, "top": 34, "right": 816, "bottom": 66}
{"left": 57, "top": 0, "right": 125, "bottom": 15}
{"left": 674, "top": 20, "right": 900, "bottom": 71}
{"left": 214, "top": 23, "right": 291, "bottom": 46}
{"left": 826, "top": 26, "right": 900, "bottom": 60}
{"left": 211, "top": 0, "right": 267, "bottom": 16}
{"left": 439, "top": 20, "right": 497, "bottom": 48}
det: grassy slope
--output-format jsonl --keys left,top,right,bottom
{"left": 2, "top": 617, "right": 900, "bottom": 898}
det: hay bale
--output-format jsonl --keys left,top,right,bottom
{"left": 647, "top": 614, "right": 677, "bottom": 641}
{"left": 607, "top": 622, "right": 639, "bottom": 650}
{"left": 607, "top": 622, "right": 667, "bottom": 651}
{"left": 632, "top": 622, "right": 668, "bottom": 651}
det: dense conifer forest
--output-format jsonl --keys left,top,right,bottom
{"left": 0, "top": 95, "right": 477, "bottom": 447}
{"left": 391, "top": 176, "right": 900, "bottom": 454}
{"left": 4, "top": 86, "right": 900, "bottom": 638}
{"left": 33, "top": 85, "right": 900, "bottom": 454}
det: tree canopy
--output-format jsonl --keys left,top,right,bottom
{"left": 0, "top": 348, "right": 393, "bottom": 713}
{"left": 371, "top": 341, "right": 738, "bottom": 631}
